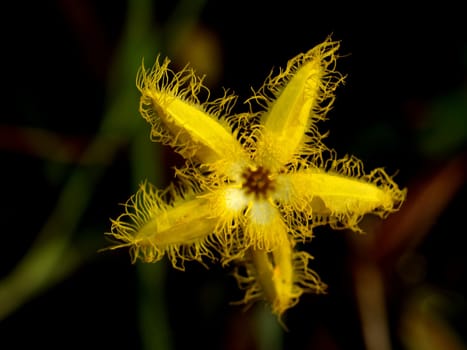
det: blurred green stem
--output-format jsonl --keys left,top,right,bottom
{"left": 0, "top": 139, "right": 121, "bottom": 320}
{"left": 0, "top": 0, "right": 155, "bottom": 322}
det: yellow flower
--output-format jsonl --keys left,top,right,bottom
{"left": 105, "top": 37, "right": 406, "bottom": 318}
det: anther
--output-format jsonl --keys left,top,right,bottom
{"left": 242, "top": 166, "right": 275, "bottom": 199}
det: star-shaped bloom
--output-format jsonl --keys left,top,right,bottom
{"left": 106, "top": 38, "right": 406, "bottom": 318}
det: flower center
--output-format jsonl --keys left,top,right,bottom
{"left": 242, "top": 166, "right": 275, "bottom": 199}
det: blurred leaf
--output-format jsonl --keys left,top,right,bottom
{"left": 400, "top": 287, "right": 467, "bottom": 350}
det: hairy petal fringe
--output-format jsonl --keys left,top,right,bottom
{"left": 252, "top": 37, "right": 345, "bottom": 170}
{"left": 104, "top": 181, "right": 218, "bottom": 269}
{"left": 232, "top": 244, "right": 326, "bottom": 322}
{"left": 137, "top": 56, "right": 248, "bottom": 169}
{"left": 279, "top": 154, "right": 406, "bottom": 232}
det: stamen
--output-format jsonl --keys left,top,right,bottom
{"left": 242, "top": 166, "right": 275, "bottom": 199}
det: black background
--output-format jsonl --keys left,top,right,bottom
{"left": 1, "top": 1, "right": 466, "bottom": 349}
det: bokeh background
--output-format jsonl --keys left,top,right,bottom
{"left": 1, "top": 1, "right": 466, "bottom": 349}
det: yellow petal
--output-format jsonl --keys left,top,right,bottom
{"left": 283, "top": 164, "right": 406, "bottom": 231}
{"left": 233, "top": 241, "right": 326, "bottom": 320}
{"left": 137, "top": 57, "right": 247, "bottom": 167}
{"left": 105, "top": 181, "right": 217, "bottom": 269}
{"left": 254, "top": 38, "right": 343, "bottom": 170}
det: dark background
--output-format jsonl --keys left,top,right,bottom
{"left": 1, "top": 1, "right": 466, "bottom": 349}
